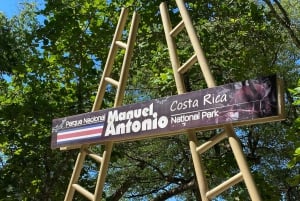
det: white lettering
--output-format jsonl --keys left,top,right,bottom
{"left": 171, "top": 112, "right": 201, "bottom": 124}
{"left": 201, "top": 109, "right": 219, "bottom": 119}
{"left": 83, "top": 115, "right": 105, "bottom": 124}
{"left": 108, "top": 110, "right": 119, "bottom": 122}
{"left": 203, "top": 93, "right": 227, "bottom": 105}
{"left": 170, "top": 99, "right": 199, "bottom": 112}
{"left": 66, "top": 119, "right": 82, "bottom": 127}
{"left": 158, "top": 116, "right": 168, "bottom": 128}
{"left": 132, "top": 121, "right": 141, "bottom": 132}
{"left": 104, "top": 103, "right": 168, "bottom": 136}
{"left": 105, "top": 122, "right": 116, "bottom": 135}
{"left": 104, "top": 115, "right": 168, "bottom": 136}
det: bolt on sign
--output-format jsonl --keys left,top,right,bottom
{"left": 51, "top": 75, "right": 284, "bottom": 149}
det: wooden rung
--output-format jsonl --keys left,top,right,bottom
{"left": 105, "top": 77, "right": 119, "bottom": 87}
{"left": 170, "top": 20, "right": 185, "bottom": 37}
{"left": 196, "top": 131, "right": 227, "bottom": 154}
{"left": 72, "top": 184, "right": 94, "bottom": 201}
{"left": 85, "top": 148, "right": 103, "bottom": 164}
{"left": 178, "top": 53, "right": 197, "bottom": 74}
{"left": 206, "top": 172, "right": 244, "bottom": 199}
{"left": 115, "top": 41, "right": 127, "bottom": 49}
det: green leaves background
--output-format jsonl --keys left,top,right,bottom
{"left": 0, "top": 0, "right": 299, "bottom": 200}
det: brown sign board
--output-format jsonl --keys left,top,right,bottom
{"left": 51, "top": 75, "right": 284, "bottom": 149}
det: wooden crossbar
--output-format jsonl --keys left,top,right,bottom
{"left": 206, "top": 172, "right": 244, "bottom": 199}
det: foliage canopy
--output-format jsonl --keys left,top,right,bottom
{"left": 0, "top": 0, "right": 300, "bottom": 200}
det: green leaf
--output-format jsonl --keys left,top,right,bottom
{"left": 294, "top": 147, "right": 300, "bottom": 156}
{"left": 286, "top": 174, "right": 300, "bottom": 187}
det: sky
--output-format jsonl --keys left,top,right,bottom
{"left": 0, "top": 0, "right": 44, "bottom": 18}
{"left": 0, "top": 0, "right": 22, "bottom": 18}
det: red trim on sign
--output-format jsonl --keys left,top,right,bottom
{"left": 57, "top": 128, "right": 103, "bottom": 140}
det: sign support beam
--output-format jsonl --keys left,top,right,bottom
{"left": 160, "top": 0, "right": 262, "bottom": 200}
{"left": 63, "top": 8, "right": 140, "bottom": 201}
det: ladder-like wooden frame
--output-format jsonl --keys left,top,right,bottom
{"left": 64, "top": 8, "right": 140, "bottom": 201}
{"left": 63, "top": 1, "right": 264, "bottom": 200}
{"left": 160, "top": 0, "right": 262, "bottom": 200}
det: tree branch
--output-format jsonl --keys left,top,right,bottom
{"left": 263, "top": 0, "right": 300, "bottom": 49}
{"left": 107, "top": 179, "right": 133, "bottom": 201}
{"left": 152, "top": 177, "right": 196, "bottom": 201}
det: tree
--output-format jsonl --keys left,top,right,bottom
{"left": 262, "top": 0, "right": 300, "bottom": 199}
{"left": 0, "top": 0, "right": 299, "bottom": 200}
{"left": 263, "top": 0, "right": 300, "bottom": 49}
{"left": 286, "top": 82, "right": 300, "bottom": 198}
{"left": 0, "top": 13, "right": 25, "bottom": 76}
{"left": 0, "top": 3, "right": 78, "bottom": 200}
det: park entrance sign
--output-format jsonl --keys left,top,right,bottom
{"left": 59, "top": 3, "right": 286, "bottom": 200}
{"left": 51, "top": 75, "right": 284, "bottom": 149}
